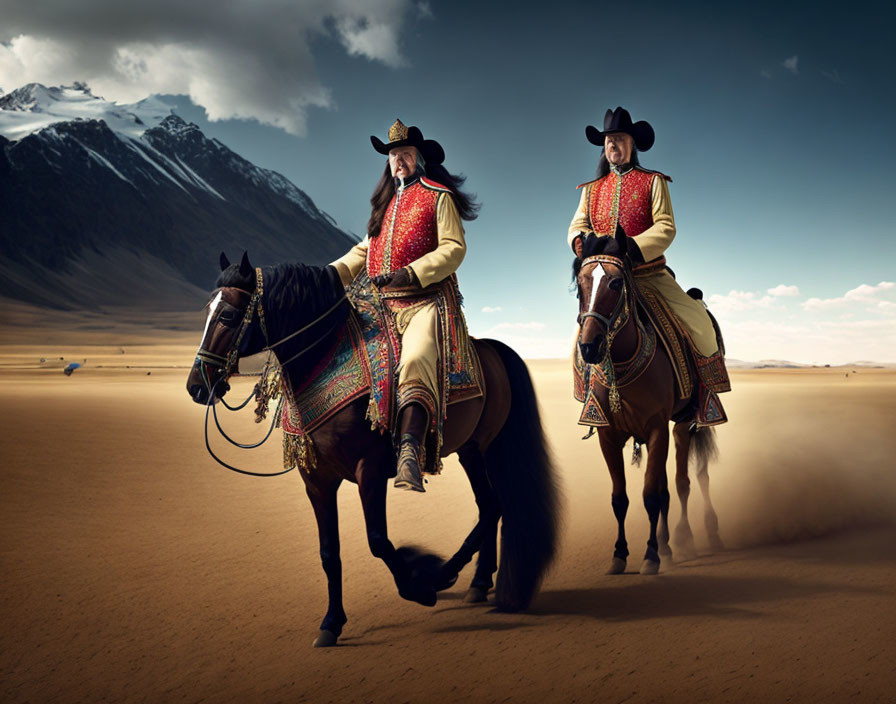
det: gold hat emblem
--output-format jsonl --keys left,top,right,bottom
{"left": 388, "top": 118, "right": 408, "bottom": 142}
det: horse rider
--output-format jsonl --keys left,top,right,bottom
{"left": 331, "top": 119, "right": 479, "bottom": 492}
{"left": 568, "top": 107, "right": 726, "bottom": 414}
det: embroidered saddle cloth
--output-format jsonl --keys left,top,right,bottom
{"left": 281, "top": 272, "right": 483, "bottom": 471}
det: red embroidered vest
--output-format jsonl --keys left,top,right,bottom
{"left": 587, "top": 168, "right": 656, "bottom": 240}
{"left": 367, "top": 178, "right": 447, "bottom": 278}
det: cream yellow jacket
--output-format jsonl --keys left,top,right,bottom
{"left": 331, "top": 191, "right": 465, "bottom": 289}
{"left": 567, "top": 169, "right": 676, "bottom": 263}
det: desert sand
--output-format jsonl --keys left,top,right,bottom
{"left": 2, "top": 308, "right": 895, "bottom": 703}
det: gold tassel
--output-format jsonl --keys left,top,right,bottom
{"left": 283, "top": 432, "right": 317, "bottom": 474}
{"left": 609, "top": 384, "right": 621, "bottom": 414}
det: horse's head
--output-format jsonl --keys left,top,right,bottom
{"left": 186, "top": 251, "right": 266, "bottom": 404}
{"left": 574, "top": 233, "right": 631, "bottom": 364}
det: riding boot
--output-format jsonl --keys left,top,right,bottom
{"left": 394, "top": 402, "right": 429, "bottom": 492}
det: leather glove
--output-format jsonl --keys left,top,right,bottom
{"left": 626, "top": 237, "right": 644, "bottom": 264}
{"left": 371, "top": 273, "right": 394, "bottom": 288}
{"left": 373, "top": 267, "right": 417, "bottom": 290}
{"left": 613, "top": 222, "right": 644, "bottom": 263}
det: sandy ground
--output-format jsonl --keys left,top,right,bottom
{"left": 2, "top": 322, "right": 895, "bottom": 703}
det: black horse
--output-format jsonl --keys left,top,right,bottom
{"left": 186, "top": 253, "right": 560, "bottom": 647}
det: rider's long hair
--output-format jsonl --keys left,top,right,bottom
{"left": 367, "top": 158, "right": 480, "bottom": 237}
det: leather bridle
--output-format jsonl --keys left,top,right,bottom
{"left": 195, "top": 267, "right": 346, "bottom": 477}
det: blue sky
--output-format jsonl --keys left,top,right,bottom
{"left": 3, "top": 0, "right": 894, "bottom": 362}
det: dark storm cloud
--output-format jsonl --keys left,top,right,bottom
{"left": 0, "top": 0, "right": 416, "bottom": 134}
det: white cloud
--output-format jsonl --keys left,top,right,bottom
{"left": 416, "top": 1, "right": 434, "bottom": 19}
{"left": 335, "top": 17, "right": 407, "bottom": 68}
{"left": 709, "top": 280, "right": 896, "bottom": 364}
{"left": 767, "top": 284, "right": 800, "bottom": 297}
{"left": 470, "top": 321, "right": 577, "bottom": 359}
{"left": 486, "top": 321, "right": 546, "bottom": 332}
{"left": 821, "top": 68, "right": 843, "bottom": 84}
{"left": 706, "top": 289, "right": 777, "bottom": 314}
{"left": 782, "top": 55, "right": 799, "bottom": 75}
{"left": 481, "top": 306, "right": 503, "bottom": 313}
{"left": 802, "top": 281, "right": 895, "bottom": 311}
{"left": 0, "top": 0, "right": 415, "bottom": 135}
{"left": 760, "top": 68, "right": 772, "bottom": 79}
{"left": 721, "top": 316, "right": 896, "bottom": 365}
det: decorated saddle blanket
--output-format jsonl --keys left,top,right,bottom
{"left": 573, "top": 264, "right": 729, "bottom": 430}
{"left": 281, "top": 272, "right": 483, "bottom": 471}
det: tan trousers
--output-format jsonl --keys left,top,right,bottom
{"left": 392, "top": 301, "right": 440, "bottom": 401}
{"left": 638, "top": 270, "right": 719, "bottom": 357}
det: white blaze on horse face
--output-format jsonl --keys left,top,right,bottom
{"left": 588, "top": 264, "right": 605, "bottom": 311}
{"left": 200, "top": 291, "right": 224, "bottom": 347}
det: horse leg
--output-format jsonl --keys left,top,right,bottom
{"left": 657, "top": 461, "right": 672, "bottom": 559}
{"left": 693, "top": 430, "right": 725, "bottom": 551}
{"left": 599, "top": 429, "right": 630, "bottom": 575}
{"left": 357, "top": 460, "right": 441, "bottom": 607}
{"left": 672, "top": 422, "right": 698, "bottom": 561}
{"left": 306, "top": 478, "right": 346, "bottom": 647}
{"left": 442, "top": 444, "right": 500, "bottom": 603}
{"left": 641, "top": 424, "right": 670, "bottom": 574}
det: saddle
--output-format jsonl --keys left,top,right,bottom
{"left": 634, "top": 275, "right": 729, "bottom": 427}
{"left": 280, "top": 272, "right": 483, "bottom": 472}
{"left": 574, "top": 259, "right": 729, "bottom": 429}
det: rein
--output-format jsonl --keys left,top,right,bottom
{"left": 204, "top": 377, "right": 292, "bottom": 477}
{"left": 198, "top": 267, "right": 346, "bottom": 477}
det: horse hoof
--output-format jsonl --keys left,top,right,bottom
{"left": 640, "top": 559, "right": 660, "bottom": 575}
{"left": 606, "top": 557, "right": 627, "bottom": 575}
{"left": 435, "top": 572, "right": 459, "bottom": 592}
{"left": 464, "top": 587, "right": 488, "bottom": 603}
{"left": 399, "top": 585, "right": 438, "bottom": 607}
{"left": 709, "top": 535, "right": 725, "bottom": 552}
{"left": 676, "top": 547, "right": 698, "bottom": 562}
{"left": 658, "top": 544, "right": 673, "bottom": 558}
{"left": 313, "top": 629, "right": 339, "bottom": 648}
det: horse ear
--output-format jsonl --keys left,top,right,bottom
{"left": 220, "top": 252, "right": 230, "bottom": 271}
{"left": 239, "top": 251, "right": 252, "bottom": 277}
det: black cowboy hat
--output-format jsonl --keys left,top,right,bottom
{"left": 586, "top": 107, "right": 655, "bottom": 152}
{"left": 371, "top": 118, "right": 445, "bottom": 165}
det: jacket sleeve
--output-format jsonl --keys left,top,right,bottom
{"left": 632, "top": 176, "right": 676, "bottom": 262}
{"left": 407, "top": 192, "right": 466, "bottom": 289}
{"left": 567, "top": 185, "right": 593, "bottom": 250}
{"left": 330, "top": 236, "right": 369, "bottom": 287}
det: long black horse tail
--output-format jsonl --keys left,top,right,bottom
{"left": 690, "top": 426, "right": 719, "bottom": 470}
{"left": 482, "top": 339, "right": 561, "bottom": 612}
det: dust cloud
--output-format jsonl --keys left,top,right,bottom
{"left": 701, "top": 371, "right": 896, "bottom": 548}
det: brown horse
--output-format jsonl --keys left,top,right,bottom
{"left": 186, "top": 252, "right": 560, "bottom": 647}
{"left": 574, "top": 233, "right": 722, "bottom": 575}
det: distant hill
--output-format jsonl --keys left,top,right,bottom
{"left": 725, "top": 358, "right": 896, "bottom": 369}
{"left": 0, "top": 83, "right": 357, "bottom": 310}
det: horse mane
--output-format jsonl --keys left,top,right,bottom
{"left": 260, "top": 262, "right": 350, "bottom": 386}
{"left": 572, "top": 233, "right": 625, "bottom": 279}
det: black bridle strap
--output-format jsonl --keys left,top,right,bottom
{"left": 203, "top": 377, "right": 293, "bottom": 477}
{"left": 217, "top": 383, "right": 257, "bottom": 412}
{"left": 211, "top": 388, "right": 279, "bottom": 449}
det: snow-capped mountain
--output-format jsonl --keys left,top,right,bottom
{"left": 0, "top": 83, "right": 172, "bottom": 141}
{"left": 0, "top": 83, "right": 357, "bottom": 310}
